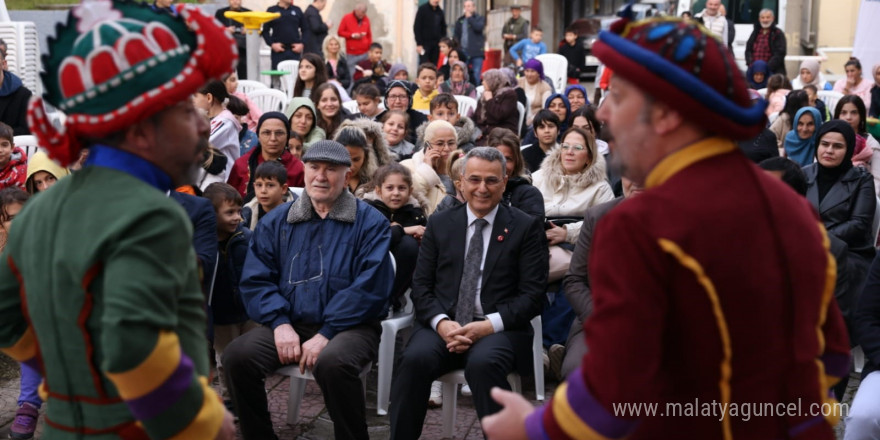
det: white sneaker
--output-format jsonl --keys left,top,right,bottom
{"left": 461, "top": 384, "right": 472, "bottom": 397}
{"left": 428, "top": 381, "right": 443, "bottom": 408}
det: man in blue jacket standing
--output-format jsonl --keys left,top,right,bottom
{"left": 454, "top": 0, "right": 486, "bottom": 84}
{"left": 223, "top": 140, "right": 394, "bottom": 440}
{"left": 263, "top": 0, "right": 308, "bottom": 69}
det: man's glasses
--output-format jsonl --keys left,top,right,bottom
{"left": 464, "top": 176, "right": 503, "bottom": 187}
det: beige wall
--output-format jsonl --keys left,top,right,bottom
{"left": 813, "top": 0, "right": 860, "bottom": 76}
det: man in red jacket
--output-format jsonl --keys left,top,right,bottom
{"left": 482, "top": 10, "right": 852, "bottom": 440}
{"left": 338, "top": 1, "right": 371, "bottom": 89}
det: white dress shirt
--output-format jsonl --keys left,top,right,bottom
{"left": 431, "top": 204, "right": 505, "bottom": 333}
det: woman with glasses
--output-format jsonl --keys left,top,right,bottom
{"left": 400, "top": 120, "right": 457, "bottom": 215}
{"left": 227, "top": 112, "right": 306, "bottom": 202}
{"left": 376, "top": 80, "right": 428, "bottom": 145}
{"left": 532, "top": 126, "right": 614, "bottom": 250}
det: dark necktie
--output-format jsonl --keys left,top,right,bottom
{"left": 456, "top": 218, "right": 487, "bottom": 325}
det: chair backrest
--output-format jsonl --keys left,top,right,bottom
{"left": 516, "top": 101, "right": 526, "bottom": 137}
{"left": 13, "top": 135, "right": 40, "bottom": 161}
{"left": 873, "top": 196, "right": 880, "bottom": 247}
{"left": 535, "top": 54, "right": 568, "bottom": 94}
{"left": 817, "top": 91, "right": 844, "bottom": 114}
{"left": 276, "top": 60, "right": 300, "bottom": 99}
{"left": 290, "top": 187, "right": 304, "bottom": 198}
{"left": 237, "top": 79, "right": 268, "bottom": 96}
{"left": 342, "top": 100, "right": 360, "bottom": 115}
{"left": 454, "top": 95, "right": 477, "bottom": 118}
{"left": 247, "top": 88, "right": 289, "bottom": 113}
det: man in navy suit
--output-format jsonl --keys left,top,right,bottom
{"left": 389, "top": 147, "right": 548, "bottom": 439}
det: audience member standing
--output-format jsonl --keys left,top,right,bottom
{"left": 501, "top": 6, "right": 529, "bottom": 67}
{"left": 338, "top": 2, "right": 372, "bottom": 84}
{"left": 414, "top": 0, "right": 447, "bottom": 65}
{"left": 696, "top": 0, "right": 727, "bottom": 44}
{"left": 454, "top": 0, "right": 486, "bottom": 83}
{"left": 263, "top": 0, "right": 308, "bottom": 69}
{"left": 745, "top": 9, "right": 786, "bottom": 75}
{"left": 303, "top": 0, "right": 331, "bottom": 56}
{"left": 215, "top": 0, "right": 251, "bottom": 79}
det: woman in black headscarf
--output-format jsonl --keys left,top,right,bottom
{"left": 804, "top": 120, "right": 877, "bottom": 300}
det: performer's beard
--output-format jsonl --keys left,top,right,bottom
{"left": 181, "top": 136, "right": 209, "bottom": 187}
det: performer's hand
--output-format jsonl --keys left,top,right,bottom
{"left": 214, "top": 409, "right": 236, "bottom": 440}
{"left": 300, "top": 333, "right": 329, "bottom": 374}
{"left": 274, "top": 324, "right": 301, "bottom": 365}
{"left": 447, "top": 320, "right": 493, "bottom": 353}
{"left": 546, "top": 222, "right": 566, "bottom": 246}
{"left": 482, "top": 387, "right": 533, "bottom": 440}
{"left": 271, "top": 42, "right": 284, "bottom": 53}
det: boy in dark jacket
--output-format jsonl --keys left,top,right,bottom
{"left": 241, "top": 161, "right": 296, "bottom": 230}
{"left": 558, "top": 27, "right": 586, "bottom": 84}
{"left": 203, "top": 182, "right": 257, "bottom": 406}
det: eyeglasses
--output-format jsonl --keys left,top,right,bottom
{"left": 387, "top": 94, "right": 408, "bottom": 101}
{"left": 428, "top": 140, "right": 457, "bottom": 150}
{"left": 465, "top": 176, "right": 503, "bottom": 187}
{"left": 260, "top": 130, "right": 288, "bottom": 138}
{"left": 560, "top": 143, "right": 586, "bottom": 151}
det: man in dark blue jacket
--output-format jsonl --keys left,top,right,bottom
{"left": 223, "top": 140, "right": 394, "bottom": 440}
{"left": 169, "top": 190, "right": 218, "bottom": 298}
{"left": 454, "top": 0, "right": 486, "bottom": 84}
{"left": 263, "top": 0, "right": 308, "bottom": 69}
{"left": 303, "top": 0, "right": 330, "bottom": 56}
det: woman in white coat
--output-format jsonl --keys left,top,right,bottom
{"left": 193, "top": 79, "right": 246, "bottom": 190}
{"left": 399, "top": 120, "right": 456, "bottom": 215}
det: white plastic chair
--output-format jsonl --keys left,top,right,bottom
{"left": 376, "top": 288, "right": 414, "bottom": 415}
{"left": 342, "top": 100, "right": 360, "bottom": 115}
{"left": 247, "top": 88, "right": 288, "bottom": 113}
{"left": 437, "top": 316, "right": 545, "bottom": 438}
{"left": 454, "top": 96, "right": 477, "bottom": 118}
{"left": 237, "top": 79, "right": 268, "bottom": 95}
{"left": 854, "top": 346, "right": 866, "bottom": 374}
{"left": 516, "top": 102, "right": 526, "bottom": 137}
{"left": 535, "top": 54, "right": 568, "bottom": 94}
{"left": 277, "top": 60, "right": 300, "bottom": 99}
{"left": 275, "top": 363, "right": 372, "bottom": 424}
{"left": 289, "top": 187, "right": 304, "bottom": 198}
{"left": 13, "top": 135, "right": 40, "bottom": 161}
{"left": 817, "top": 90, "right": 844, "bottom": 114}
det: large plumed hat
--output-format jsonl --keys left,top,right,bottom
{"left": 591, "top": 3, "right": 766, "bottom": 139}
{"left": 27, "top": 0, "right": 238, "bottom": 166}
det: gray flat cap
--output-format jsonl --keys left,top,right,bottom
{"left": 301, "top": 140, "right": 351, "bottom": 166}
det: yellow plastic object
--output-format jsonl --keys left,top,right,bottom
{"left": 224, "top": 11, "right": 281, "bottom": 30}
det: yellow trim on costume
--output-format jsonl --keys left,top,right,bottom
{"left": 167, "top": 376, "right": 224, "bottom": 440}
{"left": 551, "top": 383, "right": 615, "bottom": 440}
{"left": 658, "top": 238, "right": 732, "bottom": 440}
{"left": 2, "top": 327, "right": 36, "bottom": 362}
{"left": 814, "top": 224, "right": 840, "bottom": 427}
{"left": 104, "top": 331, "right": 181, "bottom": 400}
{"left": 644, "top": 138, "right": 737, "bottom": 189}
{"left": 38, "top": 381, "right": 48, "bottom": 402}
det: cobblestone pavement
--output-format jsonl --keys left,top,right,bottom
{"left": 0, "top": 366, "right": 862, "bottom": 439}
{"left": 0, "top": 366, "right": 552, "bottom": 440}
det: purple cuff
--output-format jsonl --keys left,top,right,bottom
{"left": 821, "top": 351, "right": 851, "bottom": 379}
{"left": 525, "top": 405, "right": 550, "bottom": 440}
{"left": 564, "top": 369, "right": 639, "bottom": 438}
{"left": 126, "top": 352, "right": 195, "bottom": 420}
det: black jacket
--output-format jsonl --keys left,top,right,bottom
{"left": 857, "top": 254, "right": 880, "bottom": 377}
{"left": 453, "top": 13, "right": 486, "bottom": 59}
{"left": 304, "top": 4, "right": 328, "bottom": 55}
{"left": 745, "top": 25, "right": 787, "bottom": 75}
{"left": 558, "top": 40, "right": 586, "bottom": 79}
{"left": 327, "top": 56, "right": 351, "bottom": 90}
{"left": 870, "top": 85, "right": 880, "bottom": 119}
{"left": 805, "top": 164, "right": 877, "bottom": 256}
{"left": 502, "top": 177, "right": 544, "bottom": 220}
{"left": 413, "top": 3, "right": 446, "bottom": 47}
{"left": 169, "top": 191, "right": 218, "bottom": 295}
{"left": 0, "top": 72, "right": 31, "bottom": 135}
{"left": 211, "top": 224, "right": 253, "bottom": 325}
{"left": 737, "top": 128, "right": 779, "bottom": 164}
{"left": 365, "top": 199, "right": 427, "bottom": 247}
{"left": 413, "top": 203, "right": 547, "bottom": 331}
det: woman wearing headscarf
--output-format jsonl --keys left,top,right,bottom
{"left": 227, "top": 112, "right": 306, "bottom": 201}
{"left": 746, "top": 60, "right": 769, "bottom": 90}
{"left": 563, "top": 84, "right": 589, "bottom": 112}
{"left": 518, "top": 58, "right": 552, "bottom": 126}
{"left": 804, "top": 120, "right": 877, "bottom": 301}
{"left": 473, "top": 68, "right": 519, "bottom": 143}
{"left": 783, "top": 106, "right": 822, "bottom": 166}
{"left": 438, "top": 60, "right": 477, "bottom": 99}
{"left": 792, "top": 59, "right": 832, "bottom": 91}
